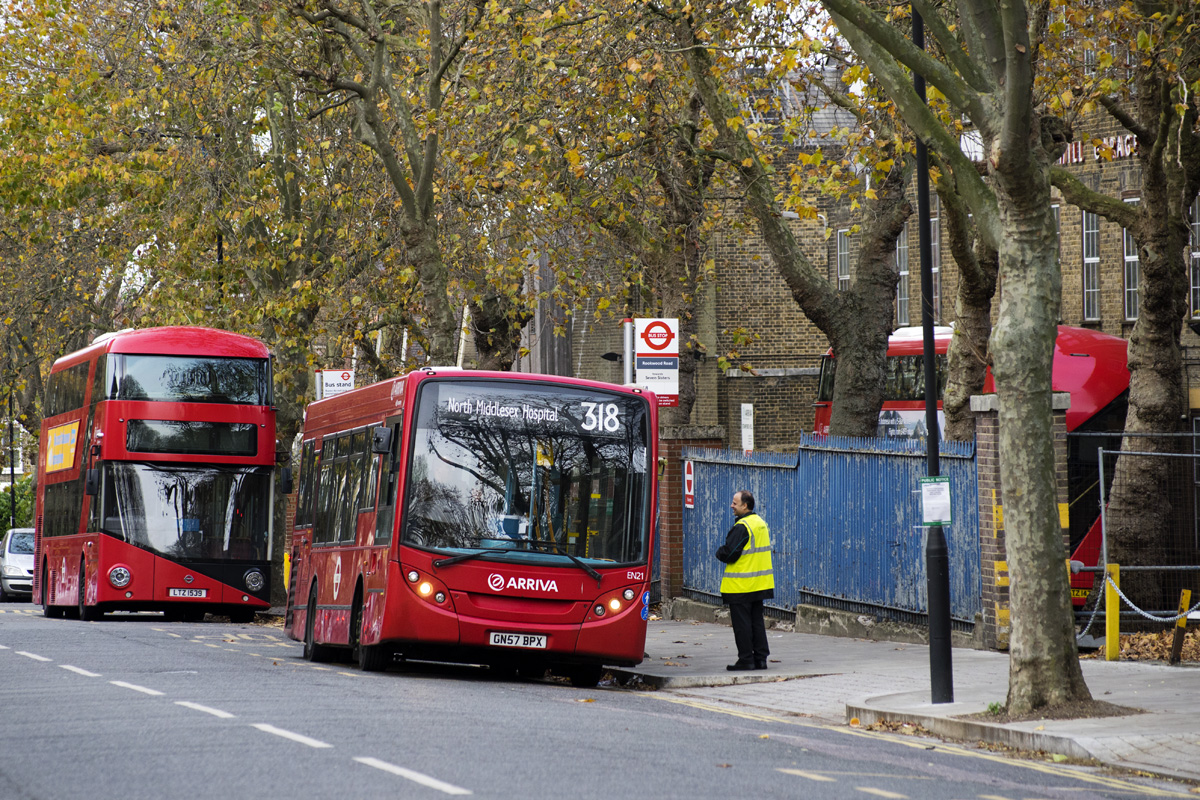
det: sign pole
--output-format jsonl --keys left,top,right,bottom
{"left": 622, "top": 319, "right": 634, "bottom": 386}
{"left": 914, "top": 8, "right": 954, "bottom": 704}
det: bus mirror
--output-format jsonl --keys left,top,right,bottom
{"left": 85, "top": 469, "right": 99, "bottom": 496}
{"left": 371, "top": 426, "right": 393, "bottom": 455}
{"left": 281, "top": 467, "right": 294, "bottom": 495}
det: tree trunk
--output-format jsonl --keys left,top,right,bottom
{"left": 991, "top": 175, "right": 1091, "bottom": 715}
{"left": 470, "top": 292, "right": 531, "bottom": 371}
{"left": 1104, "top": 175, "right": 1190, "bottom": 616}
{"left": 939, "top": 180, "right": 998, "bottom": 442}
{"left": 405, "top": 220, "right": 460, "bottom": 365}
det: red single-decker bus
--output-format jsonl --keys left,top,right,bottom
{"left": 285, "top": 368, "right": 658, "bottom": 687}
{"left": 35, "top": 327, "right": 278, "bottom": 622}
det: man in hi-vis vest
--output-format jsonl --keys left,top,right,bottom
{"left": 715, "top": 490, "right": 774, "bottom": 671}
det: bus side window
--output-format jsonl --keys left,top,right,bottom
{"left": 295, "top": 440, "right": 316, "bottom": 528}
{"left": 314, "top": 440, "right": 334, "bottom": 544}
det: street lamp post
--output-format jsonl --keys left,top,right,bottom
{"left": 913, "top": 8, "right": 954, "bottom": 704}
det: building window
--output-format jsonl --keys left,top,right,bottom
{"left": 1190, "top": 199, "right": 1200, "bottom": 317}
{"left": 930, "top": 196, "right": 941, "bottom": 321}
{"left": 1123, "top": 198, "right": 1140, "bottom": 321}
{"left": 1083, "top": 210, "right": 1100, "bottom": 320}
{"left": 895, "top": 224, "right": 909, "bottom": 326}
{"left": 837, "top": 229, "right": 850, "bottom": 291}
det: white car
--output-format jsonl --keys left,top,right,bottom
{"left": 0, "top": 528, "right": 34, "bottom": 601}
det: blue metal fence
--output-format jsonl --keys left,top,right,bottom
{"left": 681, "top": 435, "right": 980, "bottom": 624}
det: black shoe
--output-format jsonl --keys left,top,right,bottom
{"left": 754, "top": 661, "right": 768, "bottom": 670}
{"left": 726, "top": 662, "right": 755, "bottom": 671}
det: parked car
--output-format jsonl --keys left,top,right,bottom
{"left": 0, "top": 528, "right": 34, "bottom": 601}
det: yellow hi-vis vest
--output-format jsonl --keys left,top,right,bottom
{"left": 720, "top": 513, "right": 774, "bottom": 595}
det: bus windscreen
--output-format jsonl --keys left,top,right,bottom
{"left": 97, "top": 464, "right": 271, "bottom": 561}
{"left": 112, "top": 355, "right": 271, "bottom": 405}
{"left": 402, "top": 381, "right": 650, "bottom": 565}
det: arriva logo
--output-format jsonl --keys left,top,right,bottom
{"left": 487, "top": 573, "right": 559, "bottom": 593}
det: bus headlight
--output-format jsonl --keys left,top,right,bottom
{"left": 108, "top": 566, "right": 132, "bottom": 588}
{"left": 243, "top": 569, "right": 265, "bottom": 592}
{"left": 418, "top": 581, "right": 433, "bottom": 597}
{"left": 608, "top": 598, "right": 622, "bottom": 613}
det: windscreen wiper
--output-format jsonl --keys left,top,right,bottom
{"left": 519, "top": 540, "right": 603, "bottom": 584}
{"left": 432, "top": 548, "right": 510, "bottom": 568}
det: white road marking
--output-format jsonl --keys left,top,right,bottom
{"left": 354, "top": 757, "right": 473, "bottom": 795}
{"left": 15, "top": 651, "right": 50, "bottom": 662}
{"left": 110, "top": 681, "right": 165, "bottom": 696}
{"left": 778, "top": 768, "right": 836, "bottom": 781}
{"left": 176, "top": 701, "right": 236, "bottom": 719}
{"left": 60, "top": 665, "right": 101, "bottom": 677}
{"left": 855, "top": 789, "right": 908, "bottom": 799}
{"left": 251, "top": 724, "right": 332, "bottom": 749}
{"left": 0, "top": 644, "right": 9, "bottom": 649}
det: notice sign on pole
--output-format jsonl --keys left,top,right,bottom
{"left": 317, "top": 369, "right": 355, "bottom": 401}
{"left": 683, "top": 460, "right": 695, "bottom": 509}
{"left": 634, "top": 318, "right": 679, "bottom": 407}
{"left": 919, "top": 476, "right": 952, "bottom": 526}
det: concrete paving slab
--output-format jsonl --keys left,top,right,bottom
{"left": 612, "top": 617, "right": 1200, "bottom": 784}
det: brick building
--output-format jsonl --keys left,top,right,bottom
{"left": 509, "top": 110, "right": 1200, "bottom": 453}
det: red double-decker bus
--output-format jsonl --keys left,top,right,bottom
{"left": 35, "top": 327, "right": 278, "bottom": 622}
{"left": 285, "top": 368, "right": 657, "bottom": 687}
{"left": 812, "top": 324, "right": 1130, "bottom": 606}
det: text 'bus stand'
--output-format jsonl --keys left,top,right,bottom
{"left": 914, "top": 8, "right": 954, "bottom": 704}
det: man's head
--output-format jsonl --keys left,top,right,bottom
{"left": 731, "top": 490, "right": 755, "bottom": 516}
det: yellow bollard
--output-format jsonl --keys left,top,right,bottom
{"left": 1169, "top": 589, "right": 1191, "bottom": 666}
{"left": 1105, "top": 564, "right": 1120, "bottom": 661}
{"left": 284, "top": 551, "right": 291, "bottom": 593}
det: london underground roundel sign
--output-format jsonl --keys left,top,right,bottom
{"left": 640, "top": 320, "right": 675, "bottom": 351}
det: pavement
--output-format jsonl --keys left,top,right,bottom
{"left": 610, "top": 616, "right": 1200, "bottom": 785}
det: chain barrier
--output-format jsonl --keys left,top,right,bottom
{"left": 1075, "top": 580, "right": 1105, "bottom": 640}
{"left": 1102, "top": 574, "right": 1200, "bottom": 624}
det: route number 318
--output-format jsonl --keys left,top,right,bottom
{"left": 580, "top": 402, "right": 622, "bottom": 432}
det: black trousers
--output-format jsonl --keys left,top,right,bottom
{"left": 728, "top": 599, "right": 769, "bottom": 665}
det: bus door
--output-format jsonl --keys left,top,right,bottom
{"left": 373, "top": 416, "right": 402, "bottom": 552}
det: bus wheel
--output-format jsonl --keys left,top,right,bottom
{"left": 228, "top": 609, "right": 255, "bottom": 624}
{"left": 303, "top": 593, "right": 333, "bottom": 663}
{"left": 78, "top": 563, "right": 100, "bottom": 622}
{"left": 351, "top": 597, "right": 389, "bottom": 672}
{"left": 566, "top": 665, "right": 604, "bottom": 689}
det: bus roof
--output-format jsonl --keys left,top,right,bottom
{"left": 303, "top": 369, "right": 657, "bottom": 433}
{"left": 52, "top": 327, "right": 271, "bottom": 371}
{"left": 883, "top": 324, "right": 1128, "bottom": 429}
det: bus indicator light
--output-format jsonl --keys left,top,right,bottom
{"left": 623, "top": 589, "right": 635, "bottom": 601}
{"left": 407, "top": 570, "right": 419, "bottom": 583}
{"left": 593, "top": 604, "right": 605, "bottom": 616}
